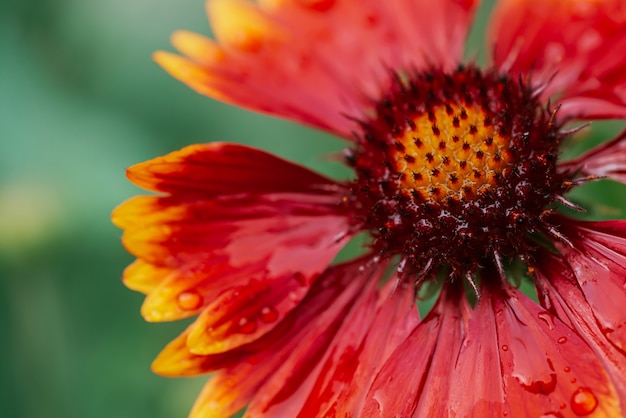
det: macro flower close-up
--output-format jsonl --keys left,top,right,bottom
{"left": 113, "top": 0, "right": 626, "bottom": 416}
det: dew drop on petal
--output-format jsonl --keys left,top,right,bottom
{"left": 571, "top": 387, "right": 598, "bottom": 416}
{"left": 518, "top": 373, "right": 557, "bottom": 395}
{"left": 564, "top": 366, "right": 571, "bottom": 373}
{"left": 176, "top": 290, "right": 204, "bottom": 311}
{"left": 538, "top": 312, "right": 555, "bottom": 330}
{"left": 559, "top": 403, "right": 567, "bottom": 410}
{"left": 259, "top": 306, "right": 279, "bottom": 323}
{"left": 502, "top": 344, "right": 509, "bottom": 351}
{"left": 237, "top": 317, "right": 257, "bottom": 334}
{"left": 557, "top": 336, "right": 567, "bottom": 344}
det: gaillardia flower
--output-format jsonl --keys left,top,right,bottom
{"left": 113, "top": 0, "right": 626, "bottom": 416}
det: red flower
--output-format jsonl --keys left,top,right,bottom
{"left": 113, "top": 0, "right": 626, "bottom": 416}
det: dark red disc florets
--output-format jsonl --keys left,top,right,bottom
{"left": 346, "top": 65, "right": 571, "bottom": 276}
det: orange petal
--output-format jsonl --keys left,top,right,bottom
{"left": 171, "top": 30, "right": 225, "bottom": 65}
{"left": 151, "top": 329, "right": 236, "bottom": 377}
{"left": 207, "top": 0, "right": 284, "bottom": 52}
{"left": 152, "top": 51, "right": 229, "bottom": 101}
{"left": 186, "top": 273, "right": 310, "bottom": 355}
{"left": 122, "top": 259, "right": 174, "bottom": 294}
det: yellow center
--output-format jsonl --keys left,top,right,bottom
{"left": 393, "top": 103, "right": 512, "bottom": 201}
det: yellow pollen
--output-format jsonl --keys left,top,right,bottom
{"left": 392, "top": 103, "right": 512, "bottom": 201}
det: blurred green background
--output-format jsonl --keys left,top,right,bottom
{"left": 1, "top": 0, "right": 624, "bottom": 417}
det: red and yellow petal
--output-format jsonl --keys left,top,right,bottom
{"left": 155, "top": 0, "right": 479, "bottom": 137}
{"left": 121, "top": 142, "right": 338, "bottom": 196}
{"left": 488, "top": 0, "right": 626, "bottom": 121}
{"left": 113, "top": 143, "right": 350, "bottom": 323}
{"left": 149, "top": 257, "right": 383, "bottom": 418}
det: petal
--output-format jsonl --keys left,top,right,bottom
{"left": 488, "top": 0, "right": 626, "bottom": 120}
{"left": 121, "top": 142, "right": 338, "bottom": 196}
{"left": 535, "top": 251, "right": 626, "bottom": 408}
{"left": 113, "top": 144, "right": 350, "bottom": 322}
{"left": 487, "top": 284, "right": 622, "bottom": 417}
{"left": 556, "top": 217, "right": 626, "bottom": 352}
{"left": 185, "top": 272, "right": 312, "bottom": 354}
{"left": 559, "top": 129, "right": 626, "bottom": 185}
{"left": 296, "top": 277, "right": 420, "bottom": 417}
{"left": 122, "top": 259, "right": 173, "bottom": 294}
{"left": 156, "top": 0, "right": 479, "bottom": 137}
{"left": 361, "top": 285, "right": 468, "bottom": 417}
{"left": 244, "top": 259, "right": 388, "bottom": 417}
{"left": 158, "top": 257, "right": 383, "bottom": 418}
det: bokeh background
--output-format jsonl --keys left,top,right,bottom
{"left": 1, "top": 0, "right": 625, "bottom": 417}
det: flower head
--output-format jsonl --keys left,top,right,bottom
{"left": 114, "top": 0, "right": 626, "bottom": 416}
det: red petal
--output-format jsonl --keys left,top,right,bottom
{"left": 559, "top": 129, "right": 626, "bottom": 185}
{"left": 123, "top": 142, "right": 338, "bottom": 196}
{"left": 556, "top": 217, "right": 626, "bottom": 353}
{"left": 361, "top": 286, "right": 468, "bottom": 417}
{"left": 156, "top": 0, "right": 478, "bottom": 137}
{"left": 535, "top": 251, "right": 626, "bottom": 409}
{"left": 488, "top": 284, "right": 621, "bottom": 417}
{"left": 244, "top": 259, "right": 388, "bottom": 417}
{"left": 295, "top": 278, "right": 420, "bottom": 417}
{"left": 489, "top": 0, "right": 626, "bottom": 120}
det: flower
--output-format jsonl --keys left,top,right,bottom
{"left": 113, "top": 0, "right": 626, "bottom": 416}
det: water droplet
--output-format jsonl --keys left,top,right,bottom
{"left": 571, "top": 378, "right": 577, "bottom": 384}
{"left": 237, "top": 317, "right": 257, "bottom": 334}
{"left": 563, "top": 366, "right": 571, "bottom": 373}
{"left": 557, "top": 336, "right": 567, "bottom": 344}
{"left": 259, "top": 306, "right": 279, "bottom": 323}
{"left": 538, "top": 312, "right": 555, "bottom": 330}
{"left": 559, "top": 403, "right": 567, "bottom": 410}
{"left": 571, "top": 387, "right": 598, "bottom": 416}
{"left": 502, "top": 344, "right": 509, "bottom": 351}
{"left": 176, "top": 290, "right": 203, "bottom": 311}
{"left": 519, "top": 373, "right": 557, "bottom": 395}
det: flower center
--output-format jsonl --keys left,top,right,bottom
{"left": 346, "top": 66, "right": 570, "bottom": 277}
{"left": 392, "top": 102, "right": 512, "bottom": 202}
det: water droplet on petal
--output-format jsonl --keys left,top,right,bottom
{"left": 557, "top": 336, "right": 567, "bottom": 344}
{"left": 502, "top": 344, "right": 509, "bottom": 351}
{"left": 176, "top": 290, "right": 203, "bottom": 311}
{"left": 571, "top": 378, "right": 577, "bottom": 384}
{"left": 237, "top": 317, "right": 257, "bottom": 334}
{"left": 571, "top": 387, "right": 598, "bottom": 416}
{"left": 559, "top": 403, "right": 567, "bottom": 410}
{"left": 519, "top": 373, "right": 557, "bottom": 395}
{"left": 563, "top": 366, "right": 571, "bottom": 373}
{"left": 259, "top": 306, "right": 279, "bottom": 323}
{"left": 538, "top": 312, "right": 555, "bottom": 330}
